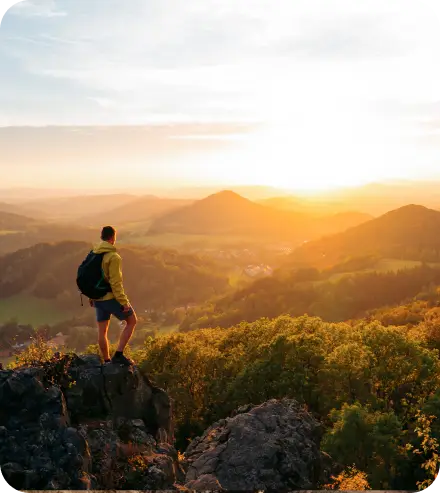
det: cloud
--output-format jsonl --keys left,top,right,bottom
{"left": 7, "top": 0, "right": 67, "bottom": 17}
{"left": 169, "top": 134, "right": 249, "bottom": 141}
{"left": 1, "top": 0, "right": 440, "bottom": 129}
{"left": 274, "top": 16, "right": 404, "bottom": 60}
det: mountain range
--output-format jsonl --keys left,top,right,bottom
{"left": 0, "top": 190, "right": 372, "bottom": 253}
{"left": 148, "top": 190, "right": 372, "bottom": 240}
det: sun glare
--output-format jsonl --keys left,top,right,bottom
{"left": 183, "top": 109, "right": 417, "bottom": 193}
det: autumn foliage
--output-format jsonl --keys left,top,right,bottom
{"left": 132, "top": 315, "right": 440, "bottom": 489}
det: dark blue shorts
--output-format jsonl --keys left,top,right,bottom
{"left": 94, "top": 299, "right": 134, "bottom": 322}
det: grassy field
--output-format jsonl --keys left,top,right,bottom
{"left": 0, "top": 295, "right": 72, "bottom": 326}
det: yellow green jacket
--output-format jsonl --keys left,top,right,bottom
{"left": 91, "top": 241, "right": 129, "bottom": 305}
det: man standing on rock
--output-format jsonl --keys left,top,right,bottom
{"left": 84, "top": 226, "right": 137, "bottom": 365}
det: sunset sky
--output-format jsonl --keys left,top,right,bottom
{"left": 1, "top": 0, "right": 440, "bottom": 191}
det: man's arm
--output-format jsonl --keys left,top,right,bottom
{"left": 108, "top": 254, "right": 130, "bottom": 306}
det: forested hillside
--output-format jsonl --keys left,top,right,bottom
{"left": 291, "top": 204, "right": 440, "bottom": 267}
{"left": 180, "top": 263, "right": 440, "bottom": 330}
{"left": 0, "top": 241, "right": 229, "bottom": 311}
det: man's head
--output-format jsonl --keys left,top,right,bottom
{"left": 101, "top": 226, "right": 116, "bottom": 244}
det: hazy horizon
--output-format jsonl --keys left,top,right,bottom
{"left": 3, "top": 177, "right": 440, "bottom": 206}
{"left": 2, "top": 0, "right": 440, "bottom": 191}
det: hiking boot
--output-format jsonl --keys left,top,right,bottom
{"left": 111, "top": 353, "right": 134, "bottom": 366}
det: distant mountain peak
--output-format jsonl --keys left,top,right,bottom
{"left": 205, "top": 190, "right": 250, "bottom": 201}
{"left": 390, "top": 203, "right": 429, "bottom": 211}
{"left": 382, "top": 204, "right": 436, "bottom": 220}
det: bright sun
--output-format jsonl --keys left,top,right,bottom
{"left": 191, "top": 120, "right": 408, "bottom": 193}
{"left": 221, "top": 103, "right": 424, "bottom": 192}
{"left": 164, "top": 91, "right": 424, "bottom": 194}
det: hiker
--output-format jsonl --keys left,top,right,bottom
{"left": 77, "top": 226, "right": 137, "bottom": 365}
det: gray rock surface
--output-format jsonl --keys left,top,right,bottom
{"left": 0, "top": 365, "right": 91, "bottom": 490}
{"left": 184, "top": 399, "right": 327, "bottom": 491}
{"left": 64, "top": 353, "right": 173, "bottom": 443}
{"left": 0, "top": 354, "right": 178, "bottom": 490}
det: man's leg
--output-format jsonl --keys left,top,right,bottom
{"left": 98, "top": 320, "right": 111, "bottom": 361}
{"left": 94, "top": 301, "right": 111, "bottom": 362}
{"left": 116, "top": 311, "right": 137, "bottom": 352}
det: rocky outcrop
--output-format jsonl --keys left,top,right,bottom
{"left": 1, "top": 355, "right": 336, "bottom": 491}
{"left": 0, "top": 354, "right": 180, "bottom": 490}
{"left": 64, "top": 354, "right": 173, "bottom": 442}
{"left": 184, "top": 399, "right": 330, "bottom": 491}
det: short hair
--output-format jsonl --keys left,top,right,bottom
{"left": 101, "top": 226, "right": 116, "bottom": 241}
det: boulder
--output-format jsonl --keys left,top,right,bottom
{"left": 184, "top": 399, "right": 327, "bottom": 491}
{"left": 0, "top": 354, "right": 178, "bottom": 490}
{"left": 0, "top": 367, "right": 90, "bottom": 490}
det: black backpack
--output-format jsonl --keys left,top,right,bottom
{"left": 76, "top": 251, "right": 112, "bottom": 299}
